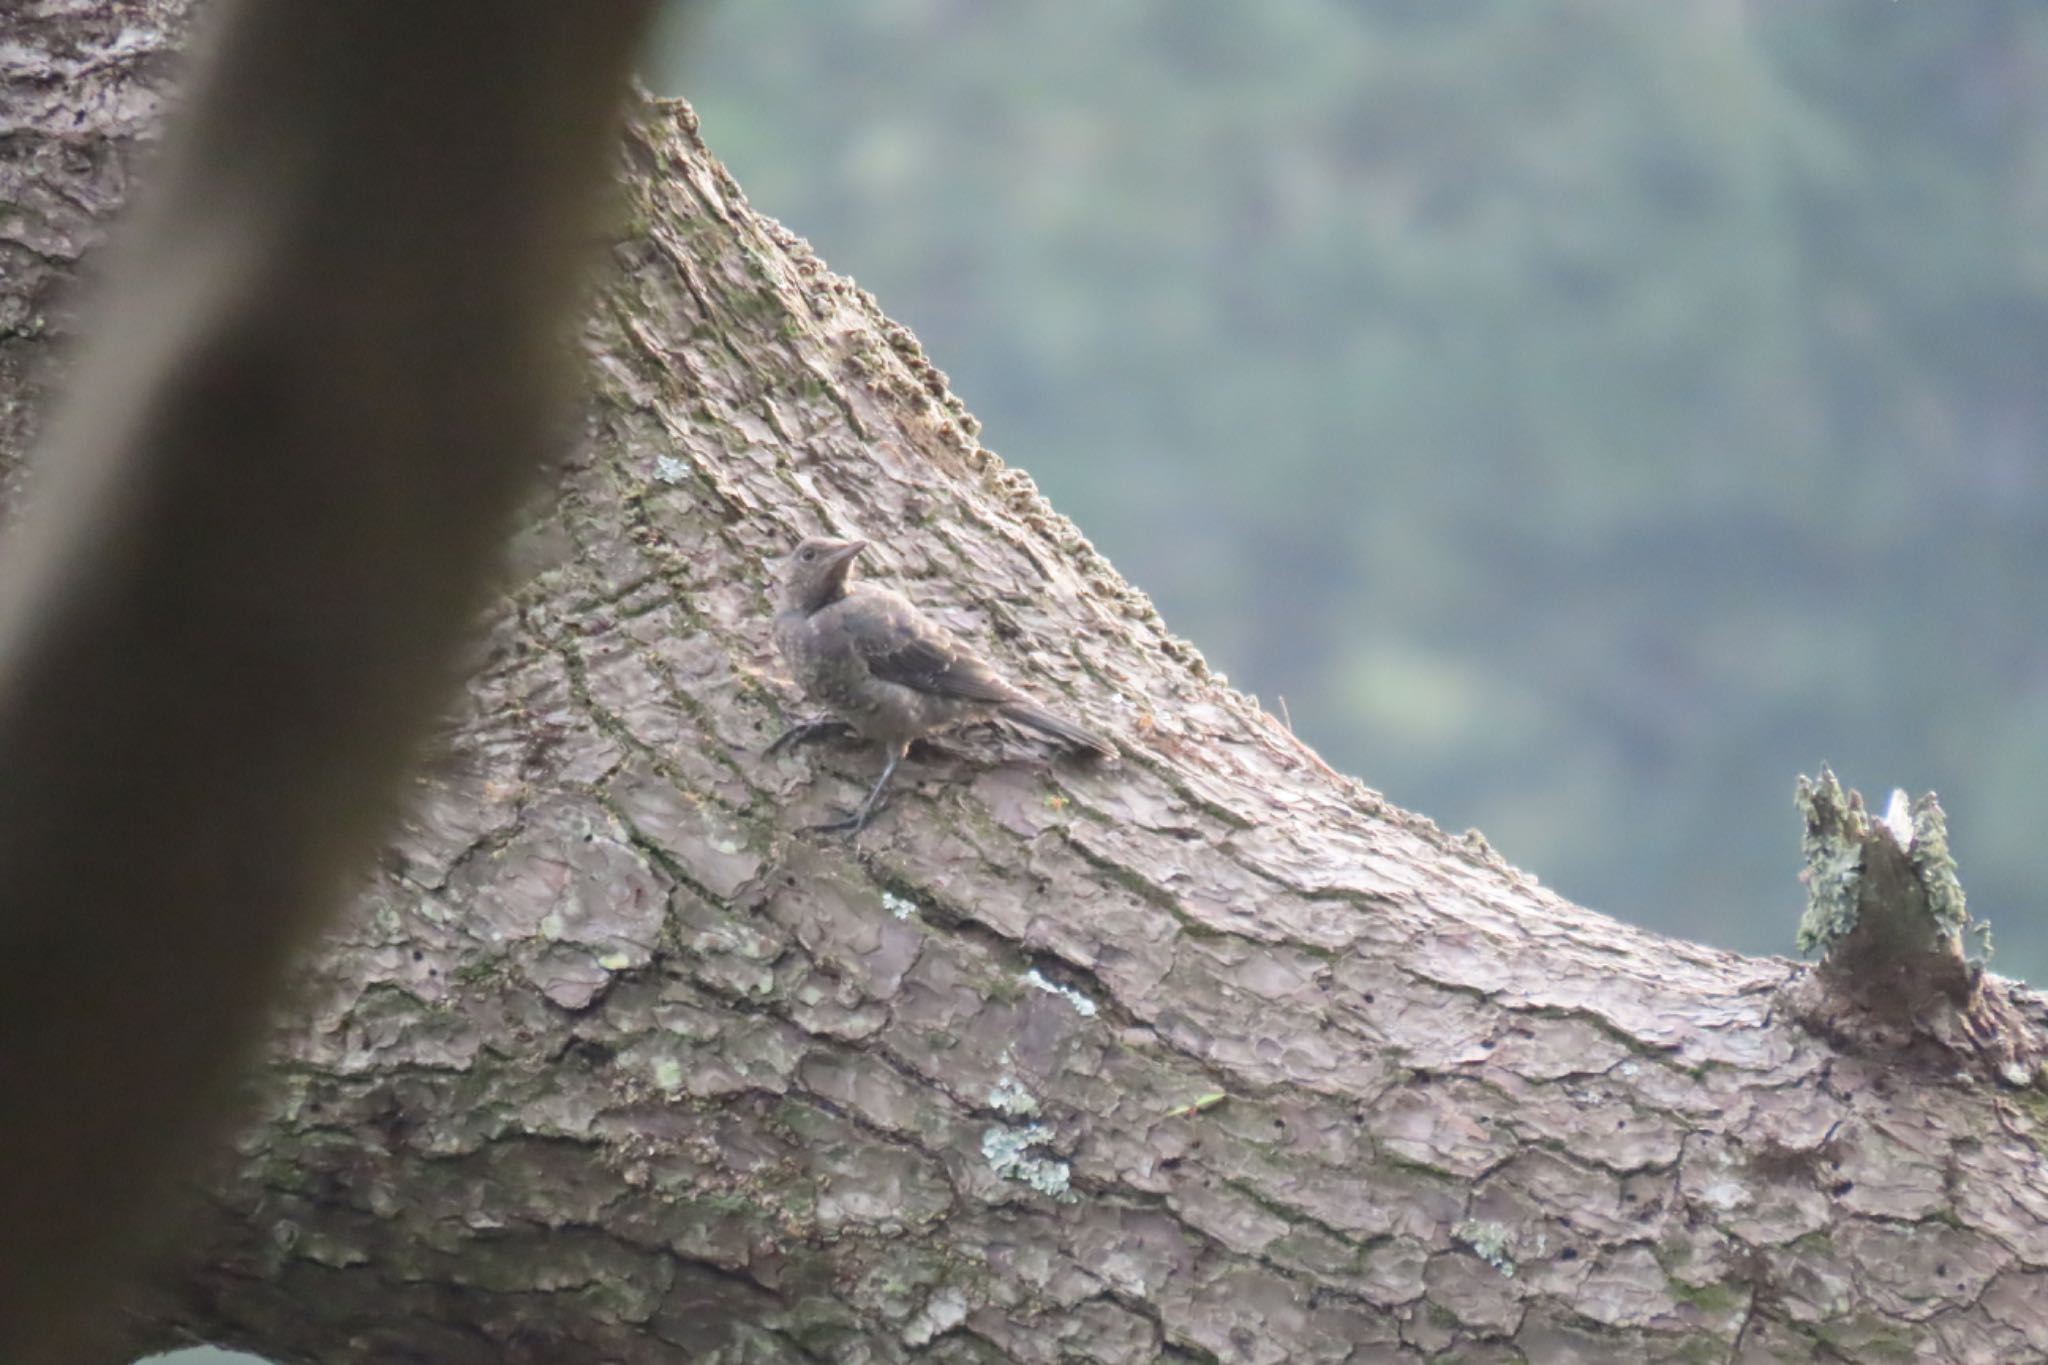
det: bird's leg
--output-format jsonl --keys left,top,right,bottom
{"left": 810, "top": 743, "right": 907, "bottom": 835}
{"left": 765, "top": 716, "right": 855, "bottom": 757}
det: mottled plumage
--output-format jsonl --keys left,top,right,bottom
{"left": 770, "top": 536, "right": 1112, "bottom": 831}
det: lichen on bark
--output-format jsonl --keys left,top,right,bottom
{"left": 1789, "top": 767, "right": 2040, "bottom": 1090}
{"left": 1796, "top": 766, "right": 1977, "bottom": 966}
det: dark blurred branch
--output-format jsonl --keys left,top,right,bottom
{"left": 0, "top": 3, "right": 657, "bottom": 1358}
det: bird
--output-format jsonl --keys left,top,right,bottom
{"left": 768, "top": 535, "right": 1114, "bottom": 833}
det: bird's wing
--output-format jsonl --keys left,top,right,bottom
{"left": 841, "top": 590, "right": 1022, "bottom": 705}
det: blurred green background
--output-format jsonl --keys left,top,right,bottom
{"left": 658, "top": 0, "right": 2048, "bottom": 981}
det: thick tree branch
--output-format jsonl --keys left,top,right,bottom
{"left": 117, "top": 102, "right": 2048, "bottom": 1364}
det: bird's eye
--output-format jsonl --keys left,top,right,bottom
{"left": 799, "top": 548, "right": 816, "bottom": 562}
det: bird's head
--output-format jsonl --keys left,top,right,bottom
{"left": 777, "top": 536, "right": 867, "bottom": 614}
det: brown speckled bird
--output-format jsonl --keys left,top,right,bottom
{"left": 769, "top": 536, "right": 1113, "bottom": 832}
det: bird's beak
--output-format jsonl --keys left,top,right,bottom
{"left": 828, "top": 540, "right": 868, "bottom": 567}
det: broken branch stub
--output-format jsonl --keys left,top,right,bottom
{"left": 1796, "top": 766, "right": 1973, "bottom": 995}
{"left": 1791, "top": 766, "right": 2041, "bottom": 1085}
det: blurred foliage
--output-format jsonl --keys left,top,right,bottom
{"left": 657, "top": 0, "right": 2048, "bottom": 980}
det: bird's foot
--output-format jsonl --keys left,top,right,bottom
{"left": 793, "top": 744, "right": 902, "bottom": 838}
{"left": 765, "top": 717, "right": 855, "bottom": 757}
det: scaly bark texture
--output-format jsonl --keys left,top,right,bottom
{"left": 6, "top": 6, "right": 2048, "bottom": 1363}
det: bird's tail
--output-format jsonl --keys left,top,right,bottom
{"left": 1000, "top": 701, "right": 1116, "bottom": 758}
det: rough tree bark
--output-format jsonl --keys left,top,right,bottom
{"left": 7, "top": 8, "right": 2048, "bottom": 1365}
